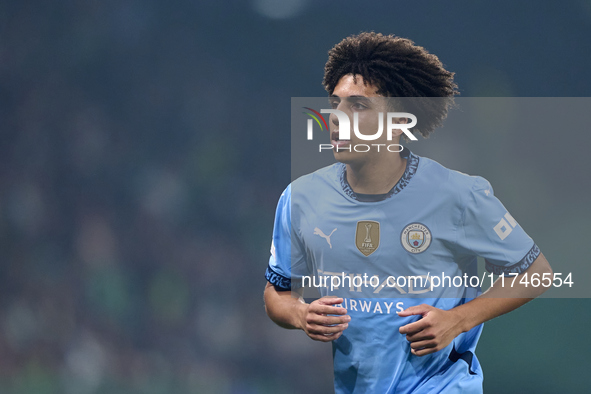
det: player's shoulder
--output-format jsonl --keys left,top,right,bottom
{"left": 275, "top": 164, "right": 343, "bottom": 218}
{"left": 418, "top": 155, "right": 492, "bottom": 195}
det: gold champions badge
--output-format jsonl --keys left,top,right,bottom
{"left": 355, "top": 220, "right": 380, "bottom": 256}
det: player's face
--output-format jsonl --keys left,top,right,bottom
{"left": 328, "top": 74, "right": 391, "bottom": 165}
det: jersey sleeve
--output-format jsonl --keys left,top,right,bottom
{"left": 457, "top": 177, "right": 540, "bottom": 275}
{"left": 265, "top": 184, "right": 307, "bottom": 291}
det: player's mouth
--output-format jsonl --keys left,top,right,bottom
{"left": 331, "top": 130, "right": 351, "bottom": 149}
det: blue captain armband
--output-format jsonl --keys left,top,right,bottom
{"left": 265, "top": 265, "right": 291, "bottom": 291}
{"left": 485, "top": 244, "right": 540, "bottom": 275}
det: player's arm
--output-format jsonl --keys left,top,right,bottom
{"left": 400, "top": 176, "right": 553, "bottom": 356}
{"left": 399, "top": 253, "right": 552, "bottom": 356}
{"left": 264, "top": 282, "right": 351, "bottom": 342}
{"left": 453, "top": 252, "right": 552, "bottom": 329}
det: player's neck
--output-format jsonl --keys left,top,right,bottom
{"left": 345, "top": 153, "right": 406, "bottom": 195}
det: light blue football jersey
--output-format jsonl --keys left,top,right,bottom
{"left": 265, "top": 148, "right": 539, "bottom": 393}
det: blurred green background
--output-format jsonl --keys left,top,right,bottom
{"left": 1, "top": 1, "right": 590, "bottom": 393}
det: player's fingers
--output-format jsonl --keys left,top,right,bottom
{"left": 317, "top": 297, "right": 344, "bottom": 306}
{"left": 307, "top": 313, "right": 350, "bottom": 326}
{"left": 397, "top": 304, "right": 431, "bottom": 317}
{"left": 309, "top": 303, "right": 348, "bottom": 316}
{"left": 411, "top": 346, "right": 438, "bottom": 357}
{"left": 307, "top": 322, "right": 349, "bottom": 335}
{"left": 399, "top": 319, "right": 429, "bottom": 335}
{"left": 405, "top": 330, "right": 435, "bottom": 342}
{"left": 408, "top": 340, "right": 436, "bottom": 350}
{"left": 308, "top": 333, "right": 333, "bottom": 342}
{"left": 309, "top": 330, "right": 343, "bottom": 342}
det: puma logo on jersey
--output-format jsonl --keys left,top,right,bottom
{"left": 314, "top": 227, "right": 337, "bottom": 248}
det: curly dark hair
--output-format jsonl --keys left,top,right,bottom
{"left": 323, "top": 32, "right": 458, "bottom": 138}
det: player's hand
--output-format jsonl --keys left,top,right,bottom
{"left": 299, "top": 297, "right": 350, "bottom": 342}
{"left": 398, "top": 304, "right": 463, "bottom": 356}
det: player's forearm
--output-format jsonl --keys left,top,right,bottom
{"left": 453, "top": 253, "right": 552, "bottom": 333}
{"left": 264, "top": 282, "right": 307, "bottom": 330}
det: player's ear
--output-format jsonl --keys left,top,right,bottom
{"left": 388, "top": 116, "right": 409, "bottom": 138}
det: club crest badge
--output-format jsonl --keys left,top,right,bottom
{"left": 355, "top": 220, "right": 380, "bottom": 256}
{"left": 401, "top": 223, "right": 432, "bottom": 254}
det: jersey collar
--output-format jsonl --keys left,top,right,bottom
{"left": 338, "top": 147, "right": 420, "bottom": 202}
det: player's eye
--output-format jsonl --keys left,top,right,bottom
{"left": 329, "top": 99, "right": 340, "bottom": 109}
{"left": 351, "top": 102, "right": 368, "bottom": 110}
